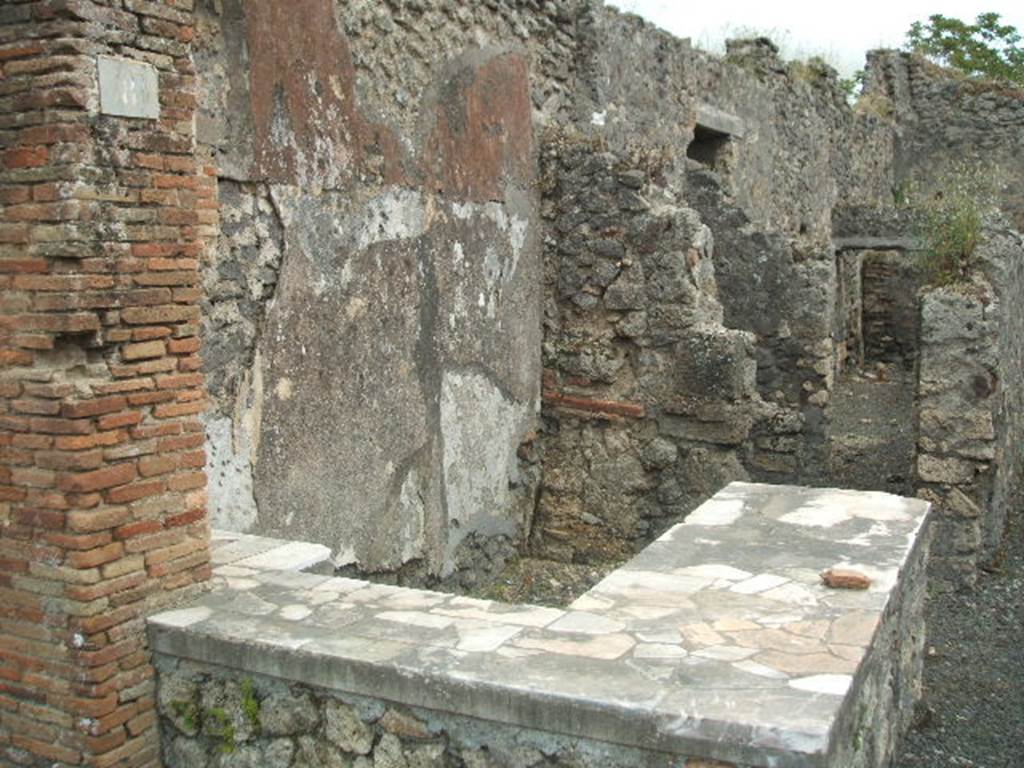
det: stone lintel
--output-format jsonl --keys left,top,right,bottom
{"left": 833, "top": 236, "right": 920, "bottom": 251}
{"left": 696, "top": 103, "right": 746, "bottom": 138}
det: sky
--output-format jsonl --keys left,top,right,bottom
{"left": 607, "top": 1, "right": 1024, "bottom": 76}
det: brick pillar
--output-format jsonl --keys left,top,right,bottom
{"left": 0, "top": 2, "right": 213, "bottom": 766}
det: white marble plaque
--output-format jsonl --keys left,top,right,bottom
{"left": 97, "top": 55, "right": 159, "bottom": 119}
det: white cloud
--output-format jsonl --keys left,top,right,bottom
{"left": 608, "top": 1, "right": 1024, "bottom": 75}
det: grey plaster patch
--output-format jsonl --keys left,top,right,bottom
{"left": 440, "top": 370, "right": 529, "bottom": 567}
{"left": 204, "top": 415, "right": 258, "bottom": 533}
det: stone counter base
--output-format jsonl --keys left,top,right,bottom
{"left": 157, "top": 659, "right": 759, "bottom": 768}
{"left": 150, "top": 483, "right": 932, "bottom": 768}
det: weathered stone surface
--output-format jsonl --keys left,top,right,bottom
{"left": 196, "top": 2, "right": 543, "bottom": 580}
{"left": 913, "top": 226, "right": 1024, "bottom": 586}
{"left": 260, "top": 686, "right": 320, "bottom": 736}
{"left": 864, "top": 50, "right": 1024, "bottom": 230}
{"left": 152, "top": 483, "right": 931, "bottom": 768}
{"left": 324, "top": 700, "right": 374, "bottom": 755}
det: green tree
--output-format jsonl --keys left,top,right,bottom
{"left": 905, "top": 12, "right": 1024, "bottom": 84}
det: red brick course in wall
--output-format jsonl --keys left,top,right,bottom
{"left": 0, "top": 2, "right": 213, "bottom": 766}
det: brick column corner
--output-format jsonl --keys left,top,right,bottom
{"left": 0, "top": 1, "right": 215, "bottom": 766}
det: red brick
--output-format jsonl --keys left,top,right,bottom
{"left": 2, "top": 147, "right": 49, "bottom": 170}
{"left": 65, "top": 543, "right": 124, "bottom": 570}
{"left": 148, "top": 258, "right": 198, "bottom": 272}
{"left": 74, "top": 638, "right": 142, "bottom": 670}
{"left": 24, "top": 383, "right": 74, "bottom": 400}
{"left": 120, "top": 305, "right": 198, "bottom": 325}
{"left": 12, "top": 333, "right": 54, "bottom": 350}
{"left": 166, "top": 471, "right": 205, "bottom": 492}
{"left": 12, "top": 398, "right": 59, "bottom": 415}
{"left": 131, "top": 423, "right": 182, "bottom": 442}
{"left": 121, "top": 341, "right": 165, "bottom": 361}
{"left": 154, "top": 372, "right": 202, "bottom": 390}
{"left": 148, "top": 549, "right": 207, "bottom": 578}
{"left": 126, "top": 391, "right": 174, "bottom": 406}
{"left": 112, "top": 520, "right": 162, "bottom": 541}
{"left": 43, "top": 532, "right": 112, "bottom": 551}
{"left": 157, "top": 433, "right": 204, "bottom": 452}
{"left": 11, "top": 434, "right": 50, "bottom": 449}
{"left": 30, "top": 417, "right": 95, "bottom": 435}
{"left": 166, "top": 508, "right": 204, "bottom": 528}
{"left": 110, "top": 358, "right": 178, "bottom": 378}
{"left": 91, "top": 729, "right": 154, "bottom": 766}
{"left": 166, "top": 336, "right": 199, "bottom": 354}
{"left": 0, "top": 43, "right": 45, "bottom": 61}
{"left": 542, "top": 392, "right": 646, "bottom": 419}
{"left": 55, "top": 431, "right": 126, "bottom": 451}
{"left": 35, "top": 449, "right": 104, "bottom": 471}
{"left": 0, "top": 259, "right": 48, "bottom": 273}
{"left": 126, "top": 708, "right": 156, "bottom": 737}
{"left": 0, "top": 186, "right": 30, "bottom": 204}
{"left": 61, "top": 396, "right": 127, "bottom": 419}
{"left": 177, "top": 355, "right": 203, "bottom": 372}
{"left": 133, "top": 270, "right": 196, "bottom": 286}
{"left": 132, "top": 153, "right": 164, "bottom": 171}
{"left": 59, "top": 463, "right": 136, "bottom": 494}
{"left": 130, "top": 326, "right": 172, "bottom": 341}
{"left": 10, "top": 467, "right": 55, "bottom": 488}
{"left": 137, "top": 455, "right": 174, "bottom": 478}
{"left": 106, "top": 480, "right": 165, "bottom": 505}
{"left": 10, "top": 507, "right": 63, "bottom": 530}
{"left": 23, "top": 489, "right": 70, "bottom": 509}
{"left": 152, "top": 401, "right": 204, "bottom": 419}
{"left": 66, "top": 507, "right": 132, "bottom": 534}
{"left": 0, "top": 485, "right": 28, "bottom": 503}
{"left": 66, "top": 492, "right": 103, "bottom": 510}
{"left": 65, "top": 571, "right": 146, "bottom": 603}
{"left": 92, "top": 378, "right": 155, "bottom": 395}
{"left": 72, "top": 605, "right": 140, "bottom": 636}
{"left": 97, "top": 411, "right": 143, "bottom": 430}
{"left": 10, "top": 736, "right": 79, "bottom": 765}
{"left": 84, "top": 727, "right": 128, "bottom": 755}
{"left": 0, "top": 349, "right": 34, "bottom": 366}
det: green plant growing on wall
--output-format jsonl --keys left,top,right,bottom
{"left": 905, "top": 12, "right": 1024, "bottom": 84}
{"left": 170, "top": 680, "right": 262, "bottom": 754}
{"left": 205, "top": 706, "right": 237, "bottom": 754}
{"left": 838, "top": 69, "right": 865, "bottom": 101}
{"left": 240, "top": 677, "right": 261, "bottom": 733}
{"left": 910, "top": 162, "right": 1000, "bottom": 284}
{"left": 170, "top": 700, "right": 200, "bottom": 734}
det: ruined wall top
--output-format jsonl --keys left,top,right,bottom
{"left": 864, "top": 49, "right": 1024, "bottom": 229}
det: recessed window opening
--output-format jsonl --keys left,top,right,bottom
{"left": 686, "top": 124, "right": 732, "bottom": 171}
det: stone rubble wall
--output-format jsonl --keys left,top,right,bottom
{"left": 186, "top": 2, "right": 1022, "bottom": 588}
{"left": 156, "top": 657, "right": 748, "bottom": 768}
{"left": 916, "top": 224, "right": 1024, "bottom": 586}
{"left": 534, "top": 136, "right": 763, "bottom": 560}
{"left": 531, "top": 16, "right": 901, "bottom": 554}
{"left": 853, "top": 53, "right": 1024, "bottom": 587}
{"left": 864, "top": 50, "right": 1024, "bottom": 231}
{"left": 191, "top": 1, "right": 906, "bottom": 575}
{"left": 572, "top": 25, "right": 896, "bottom": 489}
{"left": 859, "top": 250, "right": 921, "bottom": 367}
{"left": 0, "top": 1, "right": 214, "bottom": 766}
